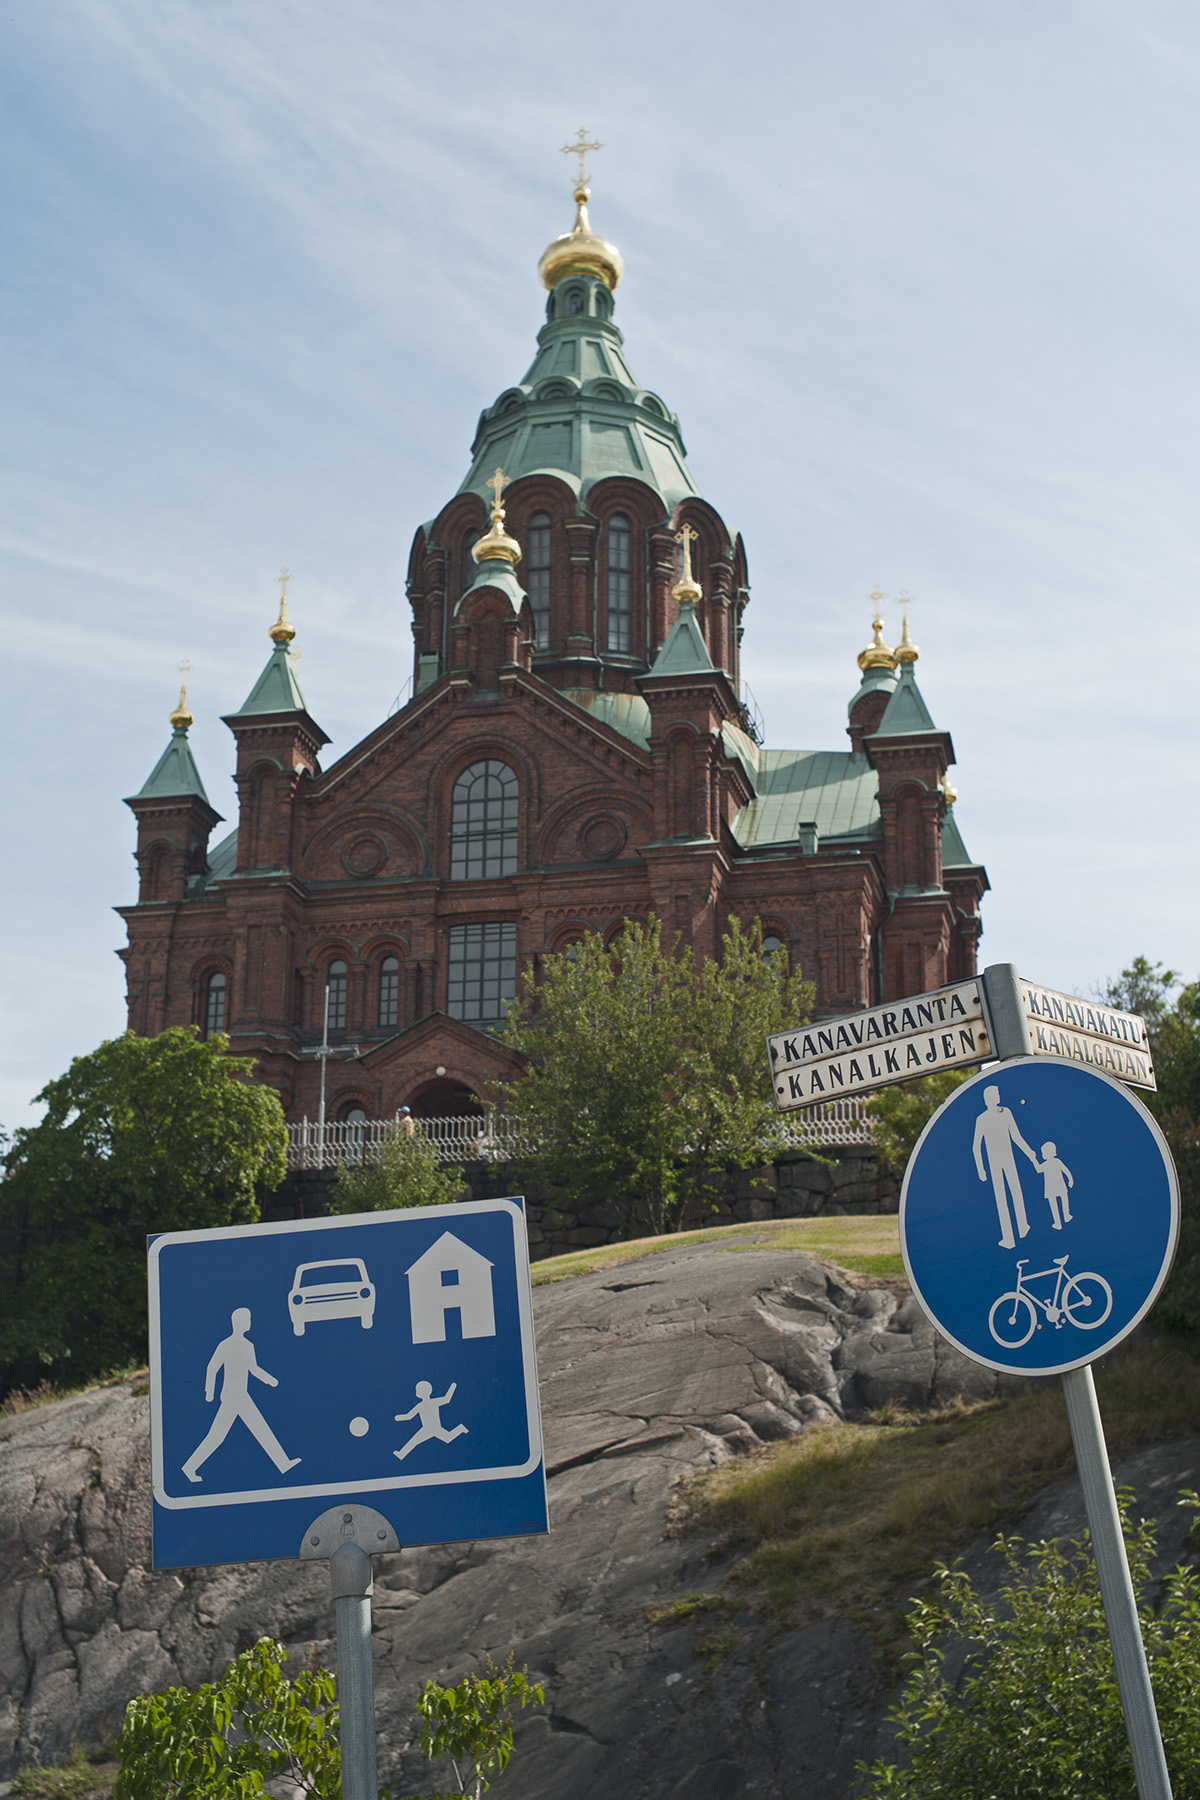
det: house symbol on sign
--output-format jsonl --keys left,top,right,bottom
{"left": 406, "top": 1232, "right": 496, "bottom": 1343}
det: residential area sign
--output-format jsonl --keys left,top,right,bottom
{"left": 767, "top": 978, "right": 991, "bottom": 1107}
{"left": 148, "top": 1199, "right": 547, "bottom": 1571}
{"left": 1020, "top": 979, "right": 1156, "bottom": 1090}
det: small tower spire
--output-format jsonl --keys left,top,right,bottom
{"left": 857, "top": 588, "right": 896, "bottom": 672}
{"left": 471, "top": 467, "right": 522, "bottom": 565}
{"left": 169, "top": 658, "right": 194, "bottom": 731}
{"left": 270, "top": 567, "right": 297, "bottom": 644}
{"left": 895, "top": 593, "right": 919, "bottom": 664}
{"left": 673, "top": 523, "right": 703, "bottom": 607}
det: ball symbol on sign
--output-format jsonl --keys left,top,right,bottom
{"left": 349, "top": 1416, "right": 370, "bottom": 1438}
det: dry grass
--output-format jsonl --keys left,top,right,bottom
{"left": 531, "top": 1213, "right": 901, "bottom": 1286}
{"left": 689, "top": 1339, "right": 1200, "bottom": 1634}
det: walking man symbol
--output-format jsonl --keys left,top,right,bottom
{"left": 182, "top": 1307, "right": 300, "bottom": 1483}
{"left": 972, "top": 1085, "right": 1040, "bottom": 1250}
{"left": 393, "top": 1380, "right": 468, "bottom": 1462}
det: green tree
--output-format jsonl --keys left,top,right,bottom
{"left": 864, "top": 1069, "right": 972, "bottom": 1171}
{"left": 858, "top": 1493, "right": 1200, "bottom": 1799}
{"left": 0, "top": 1029, "right": 286, "bottom": 1391}
{"left": 412, "top": 1656, "right": 544, "bottom": 1800}
{"left": 495, "top": 917, "right": 814, "bottom": 1235}
{"left": 114, "top": 1637, "right": 339, "bottom": 1798}
{"left": 331, "top": 1128, "right": 464, "bottom": 1215}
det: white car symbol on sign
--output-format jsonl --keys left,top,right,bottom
{"left": 288, "top": 1259, "right": 376, "bottom": 1336}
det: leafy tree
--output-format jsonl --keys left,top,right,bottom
{"left": 114, "top": 1637, "right": 338, "bottom": 1798}
{"left": 864, "top": 1069, "right": 972, "bottom": 1171}
{"left": 331, "top": 1129, "right": 464, "bottom": 1215}
{"left": 411, "top": 1656, "right": 544, "bottom": 1800}
{"left": 858, "top": 1492, "right": 1200, "bottom": 1798}
{"left": 495, "top": 917, "right": 814, "bottom": 1235}
{"left": 0, "top": 1029, "right": 286, "bottom": 1392}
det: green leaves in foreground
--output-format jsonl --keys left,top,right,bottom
{"left": 413, "top": 1656, "right": 545, "bottom": 1800}
{"left": 858, "top": 1491, "right": 1200, "bottom": 1799}
{"left": 113, "top": 1638, "right": 338, "bottom": 1798}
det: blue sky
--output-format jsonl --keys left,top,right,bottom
{"left": 3, "top": 0, "right": 1198, "bottom": 1125}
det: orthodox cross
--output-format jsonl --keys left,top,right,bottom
{"left": 561, "top": 128, "right": 602, "bottom": 188}
{"left": 276, "top": 567, "right": 291, "bottom": 600}
{"left": 486, "top": 466, "right": 508, "bottom": 518}
{"left": 178, "top": 656, "right": 192, "bottom": 681}
{"left": 675, "top": 523, "right": 699, "bottom": 589}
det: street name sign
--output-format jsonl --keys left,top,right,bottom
{"left": 767, "top": 978, "right": 991, "bottom": 1107}
{"left": 1020, "top": 978, "right": 1155, "bottom": 1091}
{"left": 148, "top": 1198, "right": 547, "bottom": 1570}
{"left": 900, "top": 1059, "right": 1178, "bottom": 1377}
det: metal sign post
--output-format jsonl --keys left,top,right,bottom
{"left": 902, "top": 964, "right": 1177, "bottom": 1800}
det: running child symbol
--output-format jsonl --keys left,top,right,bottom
{"left": 1037, "top": 1141, "right": 1074, "bottom": 1230}
{"left": 394, "top": 1380, "right": 468, "bottom": 1462}
{"left": 182, "top": 1308, "right": 300, "bottom": 1483}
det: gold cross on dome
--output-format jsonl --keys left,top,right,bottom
{"left": 178, "top": 657, "right": 192, "bottom": 679}
{"left": 276, "top": 567, "right": 291, "bottom": 599}
{"left": 561, "top": 128, "right": 602, "bottom": 189}
{"left": 485, "top": 467, "right": 508, "bottom": 516}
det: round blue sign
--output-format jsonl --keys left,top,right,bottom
{"left": 901, "top": 1058, "right": 1178, "bottom": 1376}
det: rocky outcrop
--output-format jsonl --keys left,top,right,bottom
{"left": 0, "top": 1238, "right": 1187, "bottom": 1796}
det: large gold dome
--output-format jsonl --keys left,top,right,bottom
{"left": 537, "top": 183, "right": 624, "bottom": 292}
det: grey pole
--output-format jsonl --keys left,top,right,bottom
{"left": 1061, "top": 1364, "right": 1172, "bottom": 1800}
{"left": 979, "top": 962, "right": 1172, "bottom": 1799}
{"left": 331, "top": 1540, "right": 379, "bottom": 1800}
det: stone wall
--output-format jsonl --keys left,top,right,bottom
{"left": 270, "top": 1144, "right": 899, "bottom": 1260}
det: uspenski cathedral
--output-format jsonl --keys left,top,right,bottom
{"left": 118, "top": 145, "right": 989, "bottom": 1124}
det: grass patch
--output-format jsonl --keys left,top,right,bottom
{"left": 688, "top": 1339, "right": 1200, "bottom": 1635}
{"left": 0, "top": 1367, "right": 150, "bottom": 1420}
{"left": 645, "top": 1590, "right": 733, "bottom": 1628}
{"left": 12, "top": 1746, "right": 117, "bottom": 1797}
{"left": 531, "top": 1214, "right": 901, "bottom": 1286}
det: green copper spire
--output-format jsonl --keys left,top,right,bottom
{"left": 456, "top": 174, "right": 698, "bottom": 514}
{"left": 873, "top": 662, "right": 937, "bottom": 735}
{"left": 132, "top": 671, "right": 214, "bottom": 803}
{"left": 228, "top": 575, "right": 314, "bottom": 718}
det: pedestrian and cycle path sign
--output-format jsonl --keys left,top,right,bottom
{"left": 148, "top": 1198, "right": 547, "bottom": 1570}
{"left": 900, "top": 1059, "right": 1178, "bottom": 1376}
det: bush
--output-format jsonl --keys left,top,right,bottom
{"left": 331, "top": 1128, "right": 464, "bottom": 1215}
{"left": 857, "top": 1490, "right": 1200, "bottom": 1798}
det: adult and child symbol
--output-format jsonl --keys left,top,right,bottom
{"left": 180, "top": 1303, "right": 467, "bottom": 1485}
{"left": 973, "top": 1083, "right": 1075, "bottom": 1247}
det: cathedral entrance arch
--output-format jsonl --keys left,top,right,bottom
{"left": 406, "top": 1077, "right": 483, "bottom": 1120}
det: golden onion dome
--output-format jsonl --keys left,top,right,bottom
{"left": 857, "top": 603, "right": 896, "bottom": 673}
{"left": 538, "top": 183, "right": 624, "bottom": 292}
{"left": 471, "top": 467, "right": 522, "bottom": 567}
{"left": 269, "top": 570, "right": 297, "bottom": 645}
{"left": 895, "top": 608, "right": 919, "bottom": 664}
{"left": 168, "top": 674, "right": 193, "bottom": 732}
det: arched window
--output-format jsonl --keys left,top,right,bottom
{"left": 461, "top": 530, "right": 479, "bottom": 594}
{"left": 450, "top": 760, "right": 519, "bottom": 880}
{"left": 326, "top": 959, "right": 348, "bottom": 1032}
{"left": 606, "top": 514, "right": 632, "bottom": 654}
{"left": 343, "top": 1104, "right": 367, "bottom": 1165}
{"left": 761, "top": 934, "right": 787, "bottom": 965}
{"left": 204, "top": 971, "right": 227, "bottom": 1038}
{"left": 526, "top": 512, "right": 551, "bottom": 650}
{"left": 379, "top": 955, "right": 400, "bottom": 1028}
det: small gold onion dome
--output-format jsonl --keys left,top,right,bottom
{"left": 169, "top": 675, "right": 193, "bottom": 731}
{"left": 538, "top": 183, "right": 624, "bottom": 292}
{"left": 472, "top": 468, "right": 522, "bottom": 566}
{"left": 857, "top": 605, "right": 896, "bottom": 672}
{"left": 673, "top": 523, "right": 703, "bottom": 605}
{"left": 269, "top": 589, "right": 297, "bottom": 645}
{"left": 895, "top": 609, "right": 919, "bottom": 664}
{"left": 942, "top": 773, "right": 958, "bottom": 806}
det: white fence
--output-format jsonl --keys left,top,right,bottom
{"left": 285, "top": 1101, "right": 875, "bottom": 1171}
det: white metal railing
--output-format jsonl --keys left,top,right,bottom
{"left": 285, "top": 1101, "right": 875, "bottom": 1171}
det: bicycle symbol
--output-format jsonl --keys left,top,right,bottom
{"left": 988, "top": 1255, "right": 1113, "bottom": 1349}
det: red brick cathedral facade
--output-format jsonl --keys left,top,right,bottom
{"left": 118, "top": 179, "right": 988, "bottom": 1122}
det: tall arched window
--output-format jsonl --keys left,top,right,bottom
{"left": 204, "top": 971, "right": 227, "bottom": 1038}
{"left": 379, "top": 955, "right": 400, "bottom": 1028}
{"left": 450, "top": 760, "right": 519, "bottom": 880}
{"left": 326, "top": 959, "right": 348, "bottom": 1031}
{"left": 526, "top": 512, "right": 551, "bottom": 650}
{"left": 606, "top": 514, "right": 632, "bottom": 653}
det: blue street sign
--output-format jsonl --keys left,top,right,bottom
{"left": 901, "top": 1059, "right": 1178, "bottom": 1376}
{"left": 148, "top": 1198, "right": 546, "bottom": 1570}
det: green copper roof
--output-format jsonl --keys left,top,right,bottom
{"left": 457, "top": 274, "right": 699, "bottom": 514}
{"left": 848, "top": 661, "right": 898, "bottom": 716}
{"left": 458, "top": 557, "right": 527, "bottom": 614}
{"left": 871, "top": 663, "right": 937, "bottom": 736}
{"left": 561, "top": 687, "right": 651, "bottom": 748}
{"left": 942, "top": 807, "right": 975, "bottom": 869}
{"left": 733, "top": 749, "right": 881, "bottom": 849}
{"left": 229, "top": 643, "right": 312, "bottom": 718}
{"left": 644, "top": 598, "right": 714, "bottom": 677}
{"left": 133, "top": 727, "right": 213, "bottom": 805}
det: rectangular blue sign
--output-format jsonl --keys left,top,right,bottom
{"left": 148, "top": 1198, "right": 546, "bottom": 1569}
